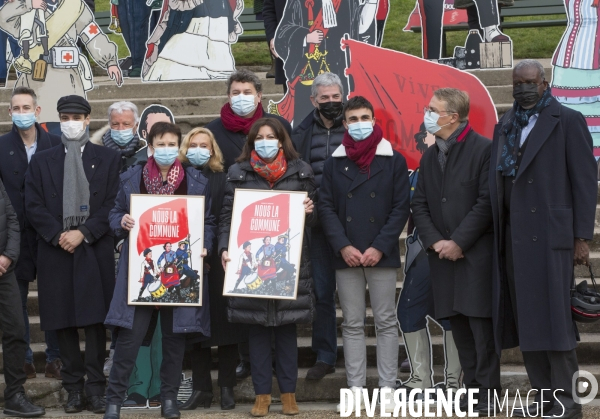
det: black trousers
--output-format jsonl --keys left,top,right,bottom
{"left": 505, "top": 226, "right": 580, "bottom": 410}
{"left": 0, "top": 270, "right": 27, "bottom": 399}
{"left": 249, "top": 323, "right": 297, "bottom": 395}
{"left": 449, "top": 314, "right": 501, "bottom": 392}
{"left": 191, "top": 343, "right": 238, "bottom": 391}
{"left": 56, "top": 323, "right": 106, "bottom": 396}
{"left": 106, "top": 307, "right": 185, "bottom": 404}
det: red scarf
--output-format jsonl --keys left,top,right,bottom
{"left": 143, "top": 156, "right": 185, "bottom": 195}
{"left": 220, "top": 102, "right": 265, "bottom": 135}
{"left": 342, "top": 124, "right": 384, "bottom": 174}
{"left": 250, "top": 149, "right": 287, "bottom": 187}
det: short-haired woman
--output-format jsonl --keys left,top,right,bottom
{"left": 103, "top": 122, "right": 216, "bottom": 419}
{"left": 219, "top": 118, "right": 316, "bottom": 416}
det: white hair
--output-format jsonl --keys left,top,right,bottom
{"left": 311, "top": 72, "right": 343, "bottom": 98}
{"left": 108, "top": 101, "right": 139, "bottom": 122}
{"left": 514, "top": 59, "right": 546, "bottom": 80}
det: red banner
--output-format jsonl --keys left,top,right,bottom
{"left": 237, "top": 194, "right": 290, "bottom": 248}
{"left": 342, "top": 38, "right": 497, "bottom": 171}
{"left": 136, "top": 198, "right": 189, "bottom": 255}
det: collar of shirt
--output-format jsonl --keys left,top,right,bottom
{"left": 519, "top": 113, "right": 539, "bottom": 146}
{"left": 25, "top": 141, "right": 38, "bottom": 163}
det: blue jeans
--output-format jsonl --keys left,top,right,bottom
{"left": 0, "top": 27, "right": 20, "bottom": 79}
{"left": 17, "top": 280, "right": 60, "bottom": 364}
{"left": 309, "top": 228, "right": 337, "bottom": 366}
{"left": 117, "top": 0, "right": 151, "bottom": 70}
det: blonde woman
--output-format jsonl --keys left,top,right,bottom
{"left": 179, "top": 128, "right": 248, "bottom": 410}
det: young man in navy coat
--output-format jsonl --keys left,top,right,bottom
{"left": 0, "top": 86, "right": 63, "bottom": 381}
{"left": 25, "top": 95, "right": 121, "bottom": 414}
{"left": 319, "top": 96, "right": 410, "bottom": 412}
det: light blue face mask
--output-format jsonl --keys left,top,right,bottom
{"left": 423, "top": 109, "right": 452, "bottom": 135}
{"left": 186, "top": 147, "right": 211, "bottom": 167}
{"left": 347, "top": 121, "right": 374, "bottom": 141}
{"left": 110, "top": 128, "right": 135, "bottom": 147}
{"left": 254, "top": 139, "right": 280, "bottom": 159}
{"left": 12, "top": 112, "right": 36, "bottom": 130}
{"left": 153, "top": 146, "right": 179, "bottom": 166}
{"left": 230, "top": 94, "right": 257, "bottom": 116}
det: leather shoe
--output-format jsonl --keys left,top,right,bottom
{"left": 3, "top": 392, "right": 45, "bottom": 417}
{"left": 221, "top": 387, "right": 235, "bottom": 410}
{"left": 103, "top": 404, "right": 120, "bottom": 419}
{"left": 179, "top": 390, "right": 212, "bottom": 410}
{"left": 236, "top": 361, "right": 251, "bottom": 379}
{"left": 44, "top": 359, "right": 62, "bottom": 380}
{"left": 545, "top": 405, "right": 583, "bottom": 419}
{"left": 305, "top": 361, "right": 335, "bottom": 380}
{"left": 23, "top": 363, "right": 36, "bottom": 379}
{"left": 161, "top": 399, "right": 180, "bottom": 419}
{"left": 399, "top": 358, "right": 411, "bottom": 373}
{"left": 87, "top": 395, "right": 106, "bottom": 414}
{"left": 64, "top": 391, "right": 86, "bottom": 413}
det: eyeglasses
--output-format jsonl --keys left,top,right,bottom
{"left": 424, "top": 107, "right": 455, "bottom": 117}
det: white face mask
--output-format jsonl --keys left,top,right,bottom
{"left": 61, "top": 120, "right": 85, "bottom": 139}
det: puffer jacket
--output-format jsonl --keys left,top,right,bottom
{"left": 454, "top": 0, "right": 513, "bottom": 8}
{"left": 218, "top": 158, "right": 317, "bottom": 327}
{"left": 0, "top": 179, "right": 19, "bottom": 269}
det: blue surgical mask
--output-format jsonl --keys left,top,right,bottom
{"left": 12, "top": 112, "right": 36, "bottom": 130}
{"left": 110, "top": 128, "right": 135, "bottom": 147}
{"left": 186, "top": 147, "right": 211, "bottom": 167}
{"left": 230, "top": 94, "right": 257, "bottom": 116}
{"left": 153, "top": 147, "right": 179, "bottom": 166}
{"left": 423, "top": 110, "right": 451, "bottom": 135}
{"left": 254, "top": 139, "right": 280, "bottom": 159}
{"left": 347, "top": 121, "right": 374, "bottom": 141}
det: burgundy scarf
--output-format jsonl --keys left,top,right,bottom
{"left": 221, "top": 102, "right": 265, "bottom": 134}
{"left": 143, "top": 156, "right": 185, "bottom": 195}
{"left": 250, "top": 149, "right": 287, "bottom": 187}
{"left": 342, "top": 124, "right": 384, "bottom": 174}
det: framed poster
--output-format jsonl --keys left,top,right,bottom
{"left": 223, "top": 189, "right": 307, "bottom": 300}
{"left": 128, "top": 194, "right": 205, "bottom": 306}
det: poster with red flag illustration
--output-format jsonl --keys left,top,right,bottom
{"left": 342, "top": 38, "right": 497, "bottom": 171}
{"left": 223, "top": 190, "right": 307, "bottom": 300}
{"left": 128, "top": 195, "right": 205, "bottom": 306}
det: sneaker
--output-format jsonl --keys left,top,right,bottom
{"left": 379, "top": 387, "right": 397, "bottom": 413}
{"left": 336, "top": 386, "right": 364, "bottom": 413}
{"left": 305, "top": 361, "right": 335, "bottom": 380}
{"left": 45, "top": 358, "right": 62, "bottom": 380}
{"left": 23, "top": 363, "right": 36, "bottom": 379}
{"left": 3, "top": 392, "right": 45, "bottom": 417}
{"left": 103, "top": 349, "right": 115, "bottom": 377}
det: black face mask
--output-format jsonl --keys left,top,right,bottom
{"left": 318, "top": 101, "right": 343, "bottom": 120}
{"left": 513, "top": 83, "right": 542, "bottom": 108}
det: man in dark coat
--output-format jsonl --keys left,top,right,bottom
{"left": 291, "top": 72, "right": 345, "bottom": 380}
{"left": 24, "top": 95, "right": 121, "bottom": 414}
{"left": 0, "top": 178, "right": 45, "bottom": 417}
{"left": 0, "top": 86, "right": 63, "bottom": 381}
{"left": 205, "top": 69, "right": 292, "bottom": 171}
{"left": 490, "top": 60, "right": 597, "bottom": 419}
{"left": 411, "top": 88, "right": 499, "bottom": 413}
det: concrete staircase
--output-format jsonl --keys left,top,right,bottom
{"left": 1, "top": 64, "right": 599, "bottom": 407}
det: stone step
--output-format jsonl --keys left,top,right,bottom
{"left": 1, "top": 363, "right": 597, "bottom": 408}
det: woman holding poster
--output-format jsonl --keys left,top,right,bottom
{"left": 219, "top": 118, "right": 316, "bottom": 417}
{"left": 178, "top": 127, "right": 248, "bottom": 411}
{"left": 103, "top": 122, "right": 216, "bottom": 419}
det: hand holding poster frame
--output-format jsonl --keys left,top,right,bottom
{"left": 128, "top": 194, "right": 205, "bottom": 306}
{"left": 223, "top": 189, "right": 307, "bottom": 300}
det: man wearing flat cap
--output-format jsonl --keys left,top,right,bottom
{"left": 24, "top": 95, "right": 121, "bottom": 414}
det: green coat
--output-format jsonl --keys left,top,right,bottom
{"left": 454, "top": 0, "right": 513, "bottom": 8}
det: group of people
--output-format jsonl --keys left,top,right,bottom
{"left": 0, "top": 60, "right": 593, "bottom": 419}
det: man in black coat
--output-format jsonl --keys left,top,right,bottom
{"left": 291, "top": 72, "right": 345, "bottom": 380}
{"left": 411, "top": 88, "right": 499, "bottom": 413}
{"left": 0, "top": 86, "right": 63, "bottom": 381}
{"left": 490, "top": 60, "right": 597, "bottom": 419}
{"left": 24, "top": 96, "right": 121, "bottom": 415}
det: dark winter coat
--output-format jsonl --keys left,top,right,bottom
{"left": 263, "top": 0, "right": 286, "bottom": 85}
{"left": 0, "top": 124, "right": 61, "bottom": 282}
{"left": 196, "top": 165, "right": 248, "bottom": 347}
{"left": 411, "top": 128, "right": 493, "bottom": 319}
{"left": 292, "top": 109, "right": 345, "bottom": 188}
{"left": 0, "top": 178, "right": 20, "bottom": 270}
{"left": 319, "top": 139, "right": 411, "bottom": 270}
{"left": 105, "top": 165, "right": 216, "bottom": 335}
{"left": 218, "top": 158, "right": 317, "bottom": 327}
{"left": 205, "top": 111, "right": 293, "bottom": 171}
{"left": 454, "top": 0, "right": 513, "bottom": 8}
{"left": 25, "top": 143, "right": 121, "bottom": 331}
{"left": 490, "top": 99, "right": 597, "bottom": 353}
